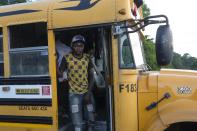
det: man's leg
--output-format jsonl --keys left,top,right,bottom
{"left": 84, "top": 93, "right": 95, "bottom": 131}
{"left": 69, "top": 93, "right": 84, "bottom": 131}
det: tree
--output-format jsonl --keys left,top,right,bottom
{"left": 13, "top": 0, "right": 26, "bottom": 3}
{"left": 171, "top": 52, "right": 183, "bottom": 69}
{"left": 0, "top": 0, "right": 7, "bottom": 6}
{"left": 141, "top": 3, "right": 160, "bottom": 70}
{"left": 0, "top": 0, "right": 26, "bottom": 6}
{"left": 143, "top": 37, "right": 160, "bottom": 70}
{"left": 142, "top": 3, "right": 150, "bottom": 18}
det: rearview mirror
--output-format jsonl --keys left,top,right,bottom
{"left": 155, "top": 25, "right": 173, "bottom": 66}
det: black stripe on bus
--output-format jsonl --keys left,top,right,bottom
{"left": 0, "top": 98, "right": 52, "bottom": 106}
{"left": 0, "top": 10, "right": 41, "bottom": 17}
{"left": 0, "top": 115, "right": 52, "bottom": 125}
{"left": 56, "top": 0, "right": 100, "bottom": 10}
{"left": 0, "top": 76, "right": 51, "bottom": 85}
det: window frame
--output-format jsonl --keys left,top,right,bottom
{"left": 118, "top": 23, "right": 136, "bottom": 69}
{"left": 128, "top": 28, "right": 146, "bottom": 69}
{"left": 0, "top": 29, "right": 4, "bottom": 77}
{"left": 8, "top": 23, "right": 49, "bottom": 77}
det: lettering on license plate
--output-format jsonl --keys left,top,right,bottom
{"left": 16, "top": 88, "right": 40, "bottom": 95}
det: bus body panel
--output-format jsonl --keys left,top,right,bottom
{"left": 51, "top": 0, "right": 132, "bottom": 29}
{"left": 0, "top": 124, "right": 52, "bottom": 131}
{"left": 0, "top": 106, "right": 52, "bottom": 116}
{"left": 138, "top": 70, "right": 197, "bottom": 131}
{"left": 0, "top": 0, "right": 134, "bottom": 29}
{"left": 158, "top": 69, "right": 197, "bottom": 126}
{"left": 0, "top": 78, "right": 53, "bottom": 127}
{"left": 51, "top": 0, "right": 116, "bottom": 29}
{"left": 112, "top": 33, "right": 138, "bottom": 131}
{"left": 0, "top": 1, "right": 49, "bottom": 26}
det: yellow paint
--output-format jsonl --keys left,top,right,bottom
{"left": 0, "top": 122, "right": 52, "bottom": 128}
{"left": 112, "top": 35, "right": 138, "bottom": 131}
{"left": 0, "top": 1, "right": 49, "bottom": 26}
{"left": 137, "top": 72, "right": 162, "bottom": 131}
{"left": 137, "top": 69, "right": 197, "bottom": 131}
{"left": 112, "top": 35, "right": 120, "bottom": 131}
{"left": 51, "top": 0, "right": 116, "bottom": 29}
{"left": 118, "top": 71, "right": 138, "bottom": 131}
{"left": 0, "top": 126, "right": 52, "bottom": 131}
{"left": 158, "top": 69, "right": 197, "bottom": 128}
{"left": 47, "top": 30, "right": 58, "bottom": 131}
{"left": 0, "top": 0, "right": 132, "bottom": 29}
{"left": 2, "top": 27, "right": 10, "bottom": 77}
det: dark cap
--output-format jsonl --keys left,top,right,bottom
{"left": 71, "top": 35, "right": 85, "bottom": 44}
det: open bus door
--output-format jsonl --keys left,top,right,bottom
{"left": 55, "top": 26, "right": 113, "bottom": 131}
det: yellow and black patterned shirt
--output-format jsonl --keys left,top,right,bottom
{"left": 60, "top": 53, "right": 92, "bottom": 94}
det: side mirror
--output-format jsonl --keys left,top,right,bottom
{"left": 155, "top": 25, "right": 173, "bottom": 66}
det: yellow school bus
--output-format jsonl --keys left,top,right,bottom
{"left": 0, "top": 0, "right": 197, "bottom": 131}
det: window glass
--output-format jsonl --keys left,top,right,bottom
{"left": 9, "top": 23, "right": 49, "bottom": 76}
{"left": 10, "top": 48, "right": 48, "bottom": 76}
{"left": 10, "top": 23, "right": 47, "bottom": 49}
{"left": 118, "top": 29, "right": 135, "bottom": 68}
{"left": 128, "top": 28, "right": 145, "bottom": 68}
{"left": 0, "top": 28, "right": 4, "bottom": 77}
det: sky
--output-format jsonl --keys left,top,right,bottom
{"left": 144, "top": 0, "right": 197, "bottom": 57}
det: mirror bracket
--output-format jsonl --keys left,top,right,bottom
{"left": 121, "top": 15, "right": 169, "bottom": 34}
{"left": 113, "top": 25, "right": 125, "bottom": 36}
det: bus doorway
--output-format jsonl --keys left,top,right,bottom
{"left": 55, "top": 26, "right": 113, "bottom": 131}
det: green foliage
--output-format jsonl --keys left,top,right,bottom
{"left": 142, "top": 3, "right": 150, "bottom": 17}
{"left": 0, "top": 0, "right": 26, "bottom": 6}
{"left": 13, "top": 0, "right": 26, "bottom": 3}
{"left": 171, "top": 52, "right": 184, "bottom": 69}
{"left": 171, "top": 53, "right": 197, "bottom": 70}
{"left": 0, "top": 1, "right": 7, "bottom": 6}
{"left": 143, "top": 37, "right": 160, "bottom": 70}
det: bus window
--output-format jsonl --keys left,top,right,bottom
{"left": 9, "top": 23, "right": 49, "bottom": 76}
{"left": 0, "top": 28, "right": 3, "bottom": 77}
{"left": 118, "top": 28, "right": 135, "bottom": 69}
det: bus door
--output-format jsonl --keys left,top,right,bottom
{"left": 55, "top": 26, "right": 113, "bottom": 131}
{"left": 0, "top": 23, "right": 53, "bottom": 131}
{"left": 112, "top": 23, "right": 140, "bottom": 131}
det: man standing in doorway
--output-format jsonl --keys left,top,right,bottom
{"left": 60, "top": 34, "right": 95, "bottom": 131}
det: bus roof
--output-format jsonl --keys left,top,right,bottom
{"left": 0, "top": 0, "right": 133, "bottom": 29}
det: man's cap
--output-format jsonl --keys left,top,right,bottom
{"left": 71, "top": 34, "right": 85, "bottom": 44}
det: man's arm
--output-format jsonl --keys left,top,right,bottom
{"left": 88, "top": 59, "right": 95, "bottom": 92}
{"left": 59, "top": 57, "right": 67, "bottom": 75}
{"left": 56, "top": 51, "right": 62, "bottom": 77}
